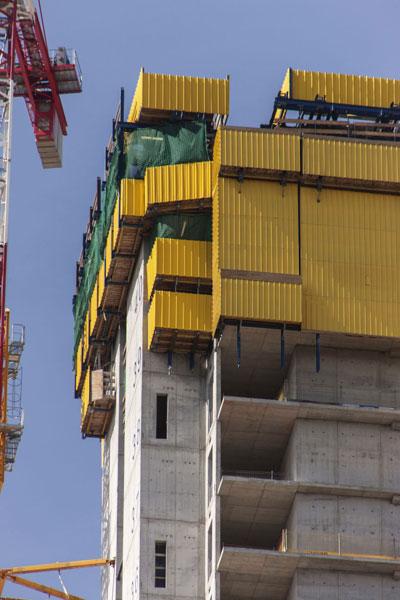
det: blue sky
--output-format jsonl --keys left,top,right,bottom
{"left": 1, "top": 0, "right": 399, "bottom": 597}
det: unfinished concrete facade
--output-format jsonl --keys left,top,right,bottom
{"left": 100, "top": 277, "right": 400, "bottom": 600}
{"left": 71, "top": 68, "right": 400, "bottom": 600}
{"left": 101, "top": 248, "right": 208, "bottom": 600}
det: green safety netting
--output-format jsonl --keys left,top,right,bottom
{"left": 124, "top": 121, "right": 209, "bottom": 179}
{"left": 73, "top": 121, "right": 209, "bottom": 353}
{"left": 148, "top": 213, "right": 211, "bottom": 251}
{"left": 73, "top": 148, "right": 120, "bottom": 351}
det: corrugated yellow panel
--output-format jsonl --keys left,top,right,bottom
{"left": 218, "top": 178, "right": 299, "bottom": 274}
{"left": 83, "top": 311, "right": 90, "bottom": 365}
{"left": 215, "top": 127, "right": 300, "bottom": 174}
{"left": 148, "top": 291, "right": 212, "bottom": 349}
{"left": 301, "top": 187, "right": 400, "bottom": 337}
{"left": 147, "top": 238, "right": 212, "bottom": 298}
{"left": 80, "top": 367, "right": 90, "bottom": 427}
{"left": 289, "top": 68, "right": 400, "bottom": 108}
{"left": 274, "top": 68, "right": 291, "bottom": 124}
{"left": 145, "top": 161, "right": 212, "bottom": 207}
{"left": 128, "top": 69, "right": 229, "bottom": 122}
{"left": 112, "top": 198, "right": 120, "bottom": 248}
{"left": 89, "top": 281, "right": 98, "bottom": 337}
{"left": 212, "top": 179, "right": 221, "bottom": 333}
{"left": 128, "top": 68, "right": 144, "bottom": 123}
{"left": 304, "top": 137, "right": 400, "bottom": 183}
{"left": 147, "top": 237, "right": 158, "bottom": 301}
{"left": 74, "top": 337, "right": 83, "bottom": 393}
{"left": 120, "top": 179, "right": 145, "bottom": 216}
{"left": 279, "top": 68, "right": 291, "bottom": 97}
{"left": 213, "top": 128, "right": 222, "bottom": 191}
{"left": 97, "top": 261, "right": 105, "bottom": 303}
{"left": 221, "top": 278, "right": 302, "bottom": 324}
{"left": 105, "top": 229, "right": 113, "bottom": 276}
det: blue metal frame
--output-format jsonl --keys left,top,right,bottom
{"left": 268, "top": 95, "right": 400, "bottom": 128}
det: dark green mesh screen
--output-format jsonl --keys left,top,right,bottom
{"left": 124, "top": 121, "right": 208, "bottom": 179}
{"left": 148, "top": 213, "right": 211, "bottom": 251}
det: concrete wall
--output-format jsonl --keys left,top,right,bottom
{"left": 288, "top": 569, "right": 400, "bottom": 600}
{"left": 102, "top": 330, "right": 124, "bottom": 600}
{"left": 282, "top": 419, "right": 400, "bottom": 491}
{"left": 123, "top": 249, "right": 145, "bottom": 600}
{"left": 205, "top": 344, "right": 222, "bottom": 600}
{"left": 284, "top": 346, "right": 400, "bottom": 408}
{"left": 139, "top": 351, "right": 206, "bottom": 600}
{"left": 286, "top": 494, "right": 400, "bottom": 556}
{"left": 118, "top": 246, "right": 206, "bottom": 600}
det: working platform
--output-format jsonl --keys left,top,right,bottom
{"left": 9, "top": 48, "right": 83, "bottom": 97}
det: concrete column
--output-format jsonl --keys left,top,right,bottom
{"left": 205, "top": 342, "right": 221, "bottom": 600}
{"left": 102, "top": 329, "right": 124, "bottom": 600}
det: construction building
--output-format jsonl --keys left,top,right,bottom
{"left": 74, "top": 67, "right": 400, "bottom": 599}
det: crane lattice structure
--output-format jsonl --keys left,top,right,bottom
{"left": 0, "top": 0, "right": 82, "bottom": 490}
{"left": 0, "top": 558, "right": 115, "bottom": 599}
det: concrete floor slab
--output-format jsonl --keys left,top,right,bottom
{"left": 218, "top": 546, "right": 400, "bottom": 600}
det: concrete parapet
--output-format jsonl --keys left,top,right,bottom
{"left": 282, "top": 419, "right": 400, "bottom": 491}
{"left": 284, "top": 346, "right": 400, "bottom": 408}
{"left": 288, "top": 569, "right": 400, "bottom": 600}
{"left": 286, "top": 494, "right": 400, "bottom": 557}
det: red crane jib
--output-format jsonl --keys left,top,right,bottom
{"left": 0, "top": 1, "right": 82, "bottom": 168}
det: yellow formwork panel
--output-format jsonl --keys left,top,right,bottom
{"left": 97, "top": 261, "right": 105, "bottom": 303}
{"left": 148, "top": 291, "right": 212, "bottom": 349}
{"left": 212, "top": 179, "right": 221, "bottom": 334}
{"left": 301, "top": 187, "right": 400, "bottom": 337}
{"left": 74, "top": 337, "right": 83, "bottom": 394}
{"left": 80, "top": 367, "right": 90, "bottom": 427}
{"left": 221, "top": 278, "right": 302, "bottom": 324}
{"left": 89, "top": 281, "right": 98, "bottom": 337}
{"left": 217, "top": 177, "right": 299, "bottom": 274}
{"left": 303, "top": 137, "right": 400, "bottom": 184}
{"left": 147, "top": 238, "right": 212, "bottom": 299}
{"left": 112, "top": 199, "right": 120, "bottom": 247}
{"left": 145, "top": 161, "right": 212, "bottom": 207}
{"left": 285, "top": 68, "right": 400, "bottom": 108}
{"left": 274, "top": 68, "right": 291, "bottom": 123}
{"left": 105, "top": 229, "right": 113, "bottom": 276}
{"left": 214, "top": 127, "right": 300, "bottom": 175}
{"left": 120, "top": 178, "right": 146, "bottom": 217}
{"left": 83, "top": 311, "right": 90, "bottom": 365}
{"left": 128, "top": 69, "right": 229, "bottom": 123}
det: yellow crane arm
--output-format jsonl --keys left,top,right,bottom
{"left": 0, "top": 557, "right": 114, "bottom": 576}
{"left": 0, "top": 557, "right": 114, "bottom": 599}
{"left": 6, "top": 574, "right": 84, "bottom": 600}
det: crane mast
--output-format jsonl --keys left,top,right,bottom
{"left": 0, "top": 0, "right": 82, "bottom": 490}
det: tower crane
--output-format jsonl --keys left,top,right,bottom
{"left": 0, "top": 0, "right": 82, "bottom": 490}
